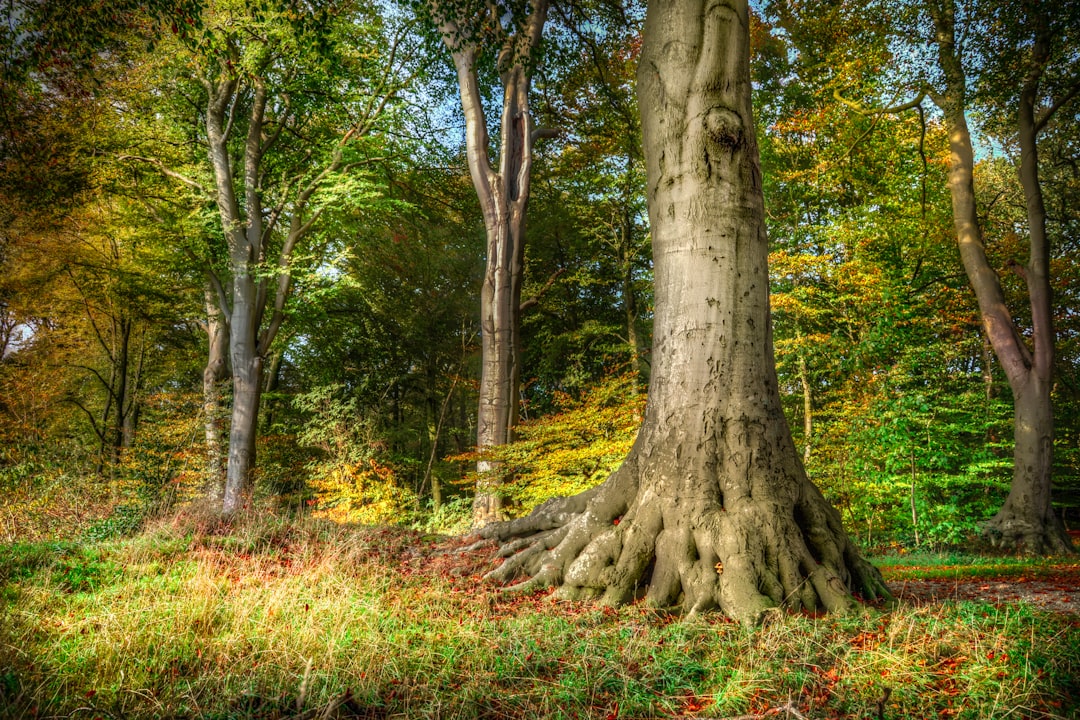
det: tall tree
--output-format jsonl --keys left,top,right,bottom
{"left": 924, "top": 0, "right": 1075, "bottom": 552}
{"left": 122, "top": 0, "right": 421, "bottom": 513}
{"left": 475, "top": 0, "right": 889, "bottom": 624}
{"left": 430, "top": 0, "right": 553, "bottom": 526}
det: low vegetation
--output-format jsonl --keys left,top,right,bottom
{"left": 2, "top": 512, "right": 1077, "bottom": 719}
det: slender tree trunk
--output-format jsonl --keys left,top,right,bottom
{"left": 223, "top": 271, "right": 262, "bottom": 514}
{"left": 795, "top": 325, "right": 813, "bottom": 463}
{"left": 203, "top": 284, "right": 229, "bottom": 500}
{"left": 122, "top": 403, "right": 139, "bottom": 449}
{"left": 109, "top": 317, "right": 132, "bottom": 467}
{"left": 619, "top": 203, "right": 646, "bottom": 398}
{"left": 435, "top": 3, "right": 550, "bottom": 527}
{"left": 928, "top": 0, "right": 1071, "bottom": 553}
{"left": 205, "top": 72, "right": 268, "bottom": 515}
{"left": 474, "top": 207, "right": 525, "bottom": 524}
{"left": 260, "top": 348, "right": 284, "bottom": 434}
{"left": 476, "top": 0, "right": 889, "bottom": 623}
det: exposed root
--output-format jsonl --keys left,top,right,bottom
{"left": 982, "top": 511, "right": 1076, "bottom": 556}
{"left": 476, "top": 453, "right": 892, "bottom": 625}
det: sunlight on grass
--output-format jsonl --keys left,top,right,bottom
{"left": 1, "top": 514, "right": 1078, "bottom": 719}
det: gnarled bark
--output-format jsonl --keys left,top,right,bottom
{"left": 473, "top": 0, "right": 890, "bottom": 624}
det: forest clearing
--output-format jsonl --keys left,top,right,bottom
{"left": 3, "top": 0, "right": 1080, "bottom": 715}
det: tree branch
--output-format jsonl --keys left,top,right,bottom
{"left": 519, "top": 267, "right": 565, "bottom": 312}
{"left": 114, "top": 155, "right": 209, "bottom": 195}
{"left": 530, "top": 127, "right": 560, "bottom": 144}
{"left": 1035, "top": 79, "right": 1080, "bottom": 134}
{"left": 832, "top": 88, "right": 927, "bottom": 116}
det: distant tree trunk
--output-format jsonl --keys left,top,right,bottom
{"left": 928, "top": 0, "right": 1072, "bottom": 553}
{"left": 108, "top": 317, "right": 131, "bottom": 465}
{"left": 476, "top": 0, "right": 890, "bottom": 624}
{"left": 260, "top": 348, "right": 284, "bottom": 434}
{"left": 203, "top": 284, "right": 229, "bottom": 500}
{"left": 433, "top": 0, "right": 550, "bottom": 527}
{"left": 795, "top": 325, "right": 813, "bottom": 463}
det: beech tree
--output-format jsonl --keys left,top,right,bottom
{"left": 430, "top": 0, "right": 554, "bottom": 526}
{"left": 923, "top": 0, "right": 1075, "bottom": 553}
{"left": 121, "top": 1, "right": 422, "bottom": 513}
{"left": 475, "top": 0, "right": 890, "bottom": 623}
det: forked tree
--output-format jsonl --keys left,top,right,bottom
{"left": 926, "top": 0, "right": 1074, "bottom": 553}
{"left": 430, "top": 0, "right": 552, "bottom": 527}
{"left": 475, "top": 0, "right": 891, "bottom": 623}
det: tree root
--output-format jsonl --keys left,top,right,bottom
{"left": 982, "top": 511, "right": 1076, "bottom": 555}
{"left": 475, "top": 457, "right": 892, "bottom": 625}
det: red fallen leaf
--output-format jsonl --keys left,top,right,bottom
{"left": 605, "top": 701, "right": 619, "bottom": 719}
{"left": 680, "top": 694, "right": 712, "bottom": 713}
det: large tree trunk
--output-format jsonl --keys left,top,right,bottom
{"left": 474, "top": 0, "right": 890, "bottom": 624}
{"left": 928, "top": 0, "right": 1072, "bottom": 553}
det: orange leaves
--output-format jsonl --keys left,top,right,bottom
{"left": 478, "top": 372, "right": 644, "bottom": 517}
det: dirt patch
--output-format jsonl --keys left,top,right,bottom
{"left": 886, "top": 565, "right": 1080, "bottom": 616}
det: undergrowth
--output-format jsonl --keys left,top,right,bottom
{"left": 1, "top": 512, "right": 1077, "bottom": 719}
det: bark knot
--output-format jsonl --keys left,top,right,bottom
{"left": 704, "top": 106, "right": 743, "bottom": 150}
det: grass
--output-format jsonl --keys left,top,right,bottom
{"left": 872, "top": 550, "right": 1080, "bottom": 582}
{"left": 1, "top": 512, "right": 1078, "bottom": 719}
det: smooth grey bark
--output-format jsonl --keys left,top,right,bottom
{"left": 433, "top": 0, "right": 550, "bottom": 527}
{"left": 474, "top": 0, "right": 890, "bottom": 624}
{"left": 202, "top": 283, "right": 229, "bottom": 500}
{"left": 927, "top": 0, "right": 1073, "bottom": 553}
{"left": 202, "top": 52, "right": 387, "bottom": 514}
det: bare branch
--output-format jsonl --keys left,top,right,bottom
{"left": 832, "top": 88, "right": 927, "bottom": 116}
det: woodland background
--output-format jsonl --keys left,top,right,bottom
{"left": 1, "top": 0, "right": 1078, "bottom": 549}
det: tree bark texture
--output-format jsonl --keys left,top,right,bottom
{"left": 202, "top": 284, "right": 229, "bottom": 501}
{"left": 928, "top": 0, "right": 1072, "bottom": 553}
{"left": 474, "top": 0, "right": 890, "bottom": 624}
{"left": 434, "top": 1, "right": 549, "bottom": 527}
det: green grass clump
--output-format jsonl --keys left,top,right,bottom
{"left": 873, "top": 550, "right": 1079, "bottom": 581}
{"left": 1, "top": 513, "right": 1078, "bottom": 719}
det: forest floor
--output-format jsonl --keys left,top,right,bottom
{"left": 434, "top": 530, "right": 1080, "bottom": 615}
{"left": 888, "top": 565, "right": 1080, "bottom": 615}
{"left": 1, "top": 513, "right": 1079, "bottom": 719}
{"left": 875, "top": 530, "right": 1080, "bottom": 615}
